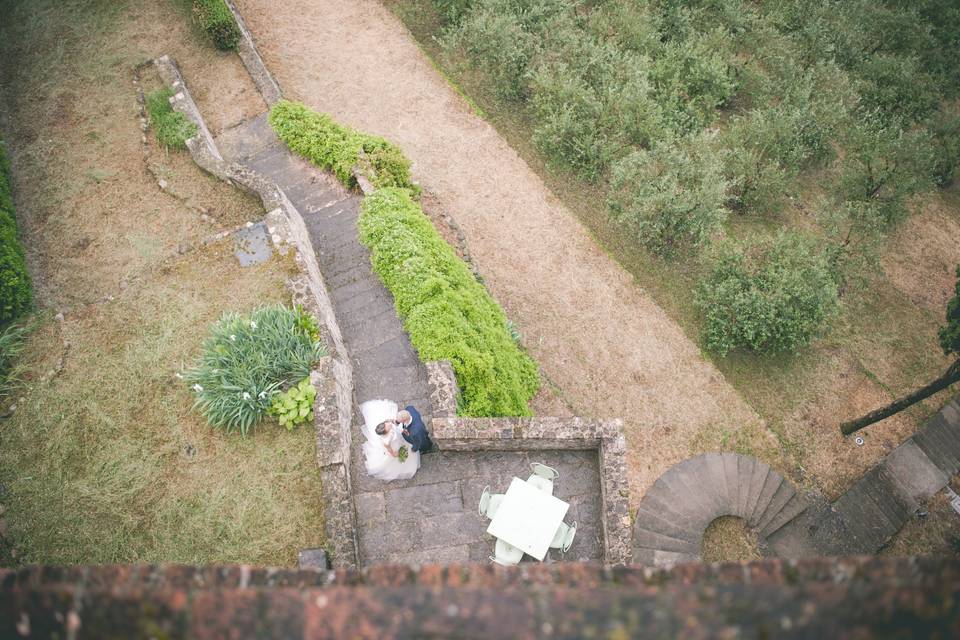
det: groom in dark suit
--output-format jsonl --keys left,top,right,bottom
{"left": 397, "top": 405, "right": 434, "bottom": 454}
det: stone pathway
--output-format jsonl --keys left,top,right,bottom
{"left": 634, "top": 396, "right": 960, "bottom": 564}
{"left": 214, "top": 114, "right": 606, "bottom": 566}
{"left": 216, "top": 114, "right": 432, "bottom": 412}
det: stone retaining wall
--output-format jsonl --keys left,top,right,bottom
{"left": 426, "top": 363, "right": 632, "bottom": 565}
{"left": 224, "top": 0, "right": 283, "bottom": 104}
{"left": 152, "top": 55, "right": 359, "bottom": 568}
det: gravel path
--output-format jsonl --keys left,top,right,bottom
{"left": 233, "top": 0, "right": 765, "bottom": 501}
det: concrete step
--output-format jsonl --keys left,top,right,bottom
{"left": 336, "top": 286, "right": 394, "bottom": 319}
{"left": 805, "top": 504, "right": 867, "bottom": 556}
{"left": 743, "top": 464, "right": 772, "bottom": 527}
{"left": 632, "top": 527, "right": 699, "bottom": 555}
{"left": 759, "top": 492, "right": 808, "bottom": 538}
{"left": 319, "top": 245, "right": 374, "bottom": 282}
{"left": 749, "top": 472, "right": 783, "bottom": 528}
{"left": 880, "top": 439, "right": 949, "bottom": 505}
{"left": 326, "top": 264, "right": 377, "bottom": 291}
{"left": 331, "top": 278, "right": 382, "bottom": 305}
{"left": 735, "top": 456, "right": 756, "bottom": 517}
{"left": 701, "top": 453, "right": 732, "bottom": 515}
{"left": 755, "top": 480, "right": 795, "bottom": 534}
{"left": 660, "top": 467, "right": 723, "bottom": 523}
{"left": 914, "top": 429, "right": 960, "bottom": 476}
{"left": 923, "top": 417, "right": 960, "bottom": 471}
{"left": 342, "top": 310, "right": 407, "bottom": 354}
{"left": 353, "top": 335, "right": 420, "bottom": 368}
{"left": 833, "top": 484, "right": 893, "bottom": 552}
{"left": 720, "top": 453, "right": 742, "bottom": 520}
{"left": 632, "top": 547, "right": 697, "bottom": 567}
{"left": 216, "top": 113, "right": 279, "bottom": 162}
{"left": 639, "top": 482, "right": 714, "bottom": 533}
{"left": 634, "top": 506, "right": 702, "bottom": 545}
{"left": 246, "top": 145, "right": 292, "bottom": 179}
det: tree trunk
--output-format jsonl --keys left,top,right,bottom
{"left": 840, "top": 359, "right": 960, "bottom": 436}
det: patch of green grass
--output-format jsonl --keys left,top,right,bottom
{"left": 146, "top": 86, "right": 198, "bottom": 151}
{"left": 191, "top": 0, "right": 241, "bottom": 51}
{"left": 359, "top": 187, "right": 539, "bottom": 416}
{"left": 0, "top": 133, "right": 33, "bottom": 325}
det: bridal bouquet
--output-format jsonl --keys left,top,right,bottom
{"left": 398, "top": 445, "right": 409, "bottom": 463}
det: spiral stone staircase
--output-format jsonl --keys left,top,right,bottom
{"left": 634, "top": 397, "right": 960, "bottom": 565}
{"left": 632, "top": 453, "right": 808, "bottom": 565}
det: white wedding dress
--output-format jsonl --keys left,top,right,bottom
{"left": 360, "top": 399, "right": 421, "bottom": 481}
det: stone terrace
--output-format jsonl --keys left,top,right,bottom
{"left": 351, "top": 449, "right": 604, "bottom": 565}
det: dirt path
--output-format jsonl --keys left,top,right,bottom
{"left": 234, "top": 0, "right": 770, "bottom": 501}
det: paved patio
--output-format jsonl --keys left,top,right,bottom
{"left": 351, "top": 448, "right": 604, "bottom": 566}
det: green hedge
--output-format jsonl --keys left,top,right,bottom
{"left": 358, "top": 188, "right": 539, "bottom": 417}
{"left": 146, "top": 87, "right": 198, "bottom": 151}
{"left": 192, "top": 0, "right": 241, "bottom": 51}
{"left": 0, "top": 135, "right": 32, "bottom": 325}
{"left": 269, "top": 100, "right": 418, "bottom": 193}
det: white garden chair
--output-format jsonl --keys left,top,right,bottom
{"left": 478, "top": 486, "right": 505, "bottom": 519}
{"left": 527, "top": 462, "right": 559, "bottom": 494}
{"left": 549, "top": 521, "right": 577, "bottom": 553}
{"left": 490, "top": 539, "right": 524, "bottom": 566}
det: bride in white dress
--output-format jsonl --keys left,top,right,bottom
{"left": 360, "top": 399, "right": 421, "bottom": 481}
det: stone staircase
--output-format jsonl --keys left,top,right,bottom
{"left": 633, "top": 453, "right": 808, "bottom": 565}
{"left": 769, "top": 396, "right": 960, "bottom": 558}
{"left": 215, "top": 114, "right": 433, "bottom": 415}
{"left": 635, "top": 397, "right": 960, "bottom": 565}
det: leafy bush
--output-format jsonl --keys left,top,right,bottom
{"left": 650, "top": 29, "right": 737, "bottom": 132}
{"left": 183, "top": 305, "right": 327, "bottom": 435}
{"left": 192, "top": 0, "right": 241, "bottom": 51}
{"left": 268, "top": 377, "right": 317, "bottom": 430}
{"left": 854, "top": 54, "right": 939, "bottom": 124}
{"left": 836, "top": 116, "right": 936, "bottom": 227}
{"left": 940, "top": 265, "right": 960, "bottom": 356}
{"left": 269, "top": 100, "right": 417, "bottom": 193}
{"left": 444, "top": 6, "right": 538, "bottom": 101}
{"left": 929, "top": 108, "right": 960, "bottom": 187}
{"left": 145, "top": 87, "right": 198, "bottom": 151}
{"left": 358, "top": 187, "right": 539, "bottom": 416}
{"left": 697, "top": 232, "right": 840, "bottom": 356}
{"left": 0, "top": 135, "right": 31, "bottom": 325}
{"left": 608, "top": 132, "right": 729, "bottom": 257}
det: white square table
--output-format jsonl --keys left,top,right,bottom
{"left": 486, "top": 477, "right": 570, "bottom": 561}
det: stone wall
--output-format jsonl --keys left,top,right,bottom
{"left": 426, "top": 363, "right": 632, "bottom": 565}
{"left": 152, "top": 55, "right": 359, "bottom": 569}
{"left": 223, "top": 0, "right": 283, "bottom": 105}
{"left": 6, "top": 557, "right": 958, "bottom": 639}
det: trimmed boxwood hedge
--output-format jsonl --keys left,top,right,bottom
{"left": 358, "top": 188, "right": 539, "bottom": 417}
{"left": 0, "top": 135, "right": 32, "bottom": 325}
{"left": 192, "top": 0, "right": 241, "bottom": 51}
{"left": 268, "top": 100, "right": 418, "bottom": 193}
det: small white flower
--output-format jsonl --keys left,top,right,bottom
{"left": 258, "top": 391, "right": 267, "bottom": 399}
{"left": 230, "top": 334, "right": 237, "bottom": 341}
{"left": 174, "top": 372, "right": 183, "bottom": 379}
{"left": 250, "top": 321, "right": 258, "bottom": 329}
{"left": 242, "top": 392, "right": 252, "bottom": 401}
{"left": 192, "top": 384, "right": 204, "bottom": 393}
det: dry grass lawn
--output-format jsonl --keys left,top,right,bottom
{"left": 0, "top": 0, "right": 323, "bottom": 566}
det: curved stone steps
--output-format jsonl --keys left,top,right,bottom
{"left": 633, "top": 453, "right": 809, "bottom": 565}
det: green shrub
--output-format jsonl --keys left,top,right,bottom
{"left": 0, "top": 135, "right": 31, "bottom": 325}
{"left": 608, "top": 132, "right": 729, "bottom": 257}
{"left": 929, "top": 107, "right": 960, "bottom": 187}
{"left": 268, "top": 376, "right": 317, "bottom": 430}
{"left": 358, "top": 187, "right": 539, "bottom": 416}
{"left": 268, "top": 100, "right": 417, "bottom": 193}
{"left": 183, "top": 305, "right": 327, "bottom": 435}
{"left": 836, "top": 116, "right": 936, "bottom": 227}
{"left": 697, "top": 232, "right": 840, "bottom": 356}
{"left": 723, "top": 146, "right": 789, "bottom": 216}
{"left": 854, "top": 54, "right": 939, "bottom": 124}
{"left": 192, "top": 0, "right": 241, "bottom": 51}
{"left": 145, "top": 87, "right": 198, "bottom": 151}
{"left": 940, "top": 265, "right": 960, "bottom": 356}
{"left": 444, "top": 6, "right": 538, "bottom": 101}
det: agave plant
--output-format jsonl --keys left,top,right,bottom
{"left": 183, "top": 305, "right": 326, "bottom": 435}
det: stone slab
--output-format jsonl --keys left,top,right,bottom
{"left": 233, "top": 222, "right": 273, "bottom": 266}
{"left": 881, "top": 439, "right": 949, "bottom": 504}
